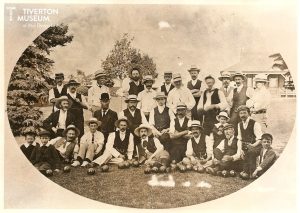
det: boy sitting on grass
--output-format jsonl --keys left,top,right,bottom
{"left": 20, "top": 128, "right": 39, "bottom": 161}
{"left": 30, "top": 130, "right": 61, "bottom": 175}
{"left": 252, "top": 133, "right": 277, "bottom": 178}
{"left": 210, "top": 111, "right": 229, "bottom": 149}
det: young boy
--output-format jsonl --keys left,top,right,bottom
{"left": 71, "top": 118, "right": 105, "bottom": 167}
{"left": 30, "top": 130, "right": 61, "bottom": 174}
{"left": 20, "top": 128, "right": 39, "bottom": 161}
{"left": 252, "top": 133, "right": 277, "bottom": 178}
{"left": 210, "top": 111, "right": 230, "bottom": 149}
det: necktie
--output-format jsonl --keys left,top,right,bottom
{"left": 102, "top": 110, "right": 106, "bottom": 117}
{"left": 92, "top": 133, "right": 94, "bottom": 143}
{"left": 142, "top": 140, "right": 147, "bottom": 148}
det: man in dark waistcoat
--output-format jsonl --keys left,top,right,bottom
{"left": 48, "top": 73, "right": 68, "bottom": 112}
{"left": 237, "top": 105, "right": 263, "bottom": 179}
{"left": 66, "top": 80, "right": 88, "bottom": 140}
{"left": 128, "top": 67, "right": 144, "bottom": 96}
{"left": 168, "top": 102, "right": 192, "bottom": 163}
{"left": 187, "top": 65, "right": 203, "bottom": 121}
{"left": 160, "top": 71, "right": 174, "bottom": 97}
{"left": 197, "top": 75, "right": 228, "bottom": 136}
{"left": 218, "top": 71, "right": 234, "bottom": 115}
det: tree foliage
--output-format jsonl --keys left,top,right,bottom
{"left": 7, "top": 24, "right": 73, "bottom": 136}
{"left": 101, "top": 33, "right": 157, "bottom": 81}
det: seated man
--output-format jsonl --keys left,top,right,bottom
{"left": 20, "top": 127, "right": 39, "bottom": 161}
{"left": 134, "top": 124, "right": 170, "bottom": 167}
{"left": 49, "top": 125, "right": 79, "bottom": 163}
{"left": 206, "top": 124, "right": 242, "bottom": 175}
{"left": 252, "top": 133, "right": 277, "bottom": 178}
{"left": 91, "top": 117, "right": 134, "bottom": 167}
{"left": 71, "top": 118, "right": 104, "bottom": 167}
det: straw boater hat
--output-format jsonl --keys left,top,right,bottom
{"left": 125, "top": 94, "right": 140, "bottom": 103}
{"left": 114, "top": 116, "right": 129, "bottom": 128}
{"left": 164, "top": 71, "right": 173, "bottom": 76}
{"left": 176, "top": 102, "right": 187, "bottom": 110}
{"left": 173, "top": 73, "right": 182, "bottom": 82}
{"left": 187, "top": 65, "right": 200, "bottom": 73}
{"left": 134, "top": 124, "right": 153, "bottom": 137}
{"left": 94, "top": 69, "right": 106, "bottom": 80}
{"left": 65, "top": 79, "right": 80, "bottom": 87}
{"left": 216, "top": 111, "right": 230, "bottom": 122}
{"left": 143, "top": 75, "right": 155, "bottom": 83}
{"left": 232, "top": 72, "right": 246, "bottom": 80}
{"left": 39, "top": 130, "right": 51, "bottom": 137}
{"left": 85, "top": 117, "right": 101, "bottom": 126}
{"left": 254, "top": 74, "right": 269, "bottom": 83}
{"left": 63, "top": 125, "right": 80, "bottom": 137}
{"left": 153, "top": 91, "right": 167, "bottom": 100}
{"left": 223, "top": 123, "right": 235, "bottom": 131}
{"left": 188, "top": 120, "right": 204, "bottom": 131}
{"left": 54, "top": 96, "right": 73, "bottom": 109}
{"left": 55, "top": 73, "right": 64, "bottom": 79}
{"left": 218, "top": 71, "right": 231, "bottom": 81}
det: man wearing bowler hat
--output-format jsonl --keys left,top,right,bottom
{"left": 93, "top": 93, "right": 118, "bottom": 147}
{"left": 43, "top": 96, "right": 76, "bottom": 139}
{"left": 48, "top": 73, "right": 68, "bottom": 112}
{"left": 160, "top": 71, "right": 174, "bottom": 97}
{"left": 187, "top": 65, "right": 204, "bottom": 120}
{"left": 88, "top": 69, "right": 110, "bottom": 113}
{"left": 66, "top": 79, "right": 88, "bottom": 139}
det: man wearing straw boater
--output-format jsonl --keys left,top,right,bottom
{"left": 48, "top": 73, "right": 68, "bottom": 112}
{"left": 88, "top": 69, "right": 110, "bottom": 113}
{"left": 218, "top": 71, "right": 234, "bottom": 115}
{"left": 43, "top": 96, "right": 76, "bottom": 139}
{"left": 160, "top": 71, "right": 174, "bottom": 97}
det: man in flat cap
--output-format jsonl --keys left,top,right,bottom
{"left": 160, "top": 71, "right": 174, "bottom": 97}
{"left": 88, "top": 69, "right": 110, "bottom": 113}
{"left": 48, "top": 73, "right": 68, "bottom": 112}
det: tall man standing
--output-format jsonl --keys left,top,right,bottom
{"left": 48, "top": 73, "right": 68, "bottom": 112}
{"left": 160, "top": 71, "right": 174, "bottom": 97}
{"left": 187, "top": 66, "right": 203, "bottom": 120}
{"left": 218, "top": 71, "right": 234, "bottom": 115}
{"left": 197, "top": 75, "right": 228, "bottom": 136}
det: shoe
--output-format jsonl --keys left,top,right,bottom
{"left": 239, "top": 171, "right": 250, "bottom": 180}
{"left": 71, "top": 160, "right": 81, "bottom": 167}
{"left": 81, "top": 161, "right": 89, "bottom": 167}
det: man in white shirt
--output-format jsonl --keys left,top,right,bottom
{"left": 48, "top": 73, "right": 68, "bottom": 112}
{"left": 246, "top": 74, "right": 272, "bottom": 133}
{"left": 137, "top": 75, "right": 157, "bottom": 121}
{"left": 71, "top": 118, "right": 105, "bottom": 167}
{"left": 167, "top": 73, "right": 196, "bottom": 115}
{"left": 197, "top": 75, "right": 228, "bottom": 135}
{"left": 88, "top": 70, "right": 110, "bottom": 113}
{"left": 91, "top": 117, "right": 134, "bottom": 167}
{"left": 134, "top": 124, "right": 169, "bottom": 167}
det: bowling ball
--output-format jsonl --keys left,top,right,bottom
{"left": 87, "top": 168, "right": 95, "bottom": 175}
{"left": 118, "top": 162, "right": 125, "bottom": 169}
{"left": 152, "top": 167, "right": 159, "bottom": 173}
{"left": 171, "top": 160, "right": 176, "bottom": 164}
{"left": 124, "top": 161, "right": 130, "bottom": 168}
{"left": 182, "top": 158, "right": 190, "bottom": 165}
{"left": 144, "top": 167, "right": 151, "bottom": 174}
{"left": 239, "top": 172, "right": 250, "bottom": 180}
{"left": 63, "top": 166, "right": 71, "bottom": 173}
{"left": 193, "top": 165, "right": 198, "bottom": 171}
{"left": 165, "top": 167, "right": 171, "bottom": 173}
{"left": 197, "top": 165, "right": 205, "bottom": 173}
{"left": 101, "top": 165, "right": 109, "bottom": 172}
{"left": 132, "top": 160, "right": 140, "bottom": 167}
{"left": 45, "top": 169, "right": 53, "bottom": 177}
{"left": 159, "top": 166, "right": 166, "bottom": 173}
{"left": 229, "top": 170, "right": 236, "bottom": 177}
{"left": 221, "top": 170, "right": 229, "bottom": 177}
{"left": 179, "top": 165, "right": 186, "bottom": 173}
{"left": 186, "top": 164, "right": 192, "bottom": 171}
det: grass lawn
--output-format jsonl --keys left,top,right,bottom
{"left": 48, "top": 165, "right": 252, "bottom": 209}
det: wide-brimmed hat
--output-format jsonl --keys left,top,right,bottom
{"left": 55, "top": 73, "right": 64, "bottom": 79}
{"left": 173, "top": 73, "right": 182, "bottom": 82}
{"left": 218, "top": 71, "right": 231, "bottom": 81}
{"left": 143, "top": 75, "right": 155, "bottom": 83}
{"left": 85, "top": 117, "right": 101, "bottom": 126}
{"left": 125, "top": 94, "right": 140, "bottom": 103}
{"left": 237, "top": 105, "right": 250, "bottom": 113}
{"left": 94, "top": 69, "right": 106, "bottom": 79}
{"left": 100, "top": 93, "right": 111, "bottom": 101}
{"left": 39, "top": 130, "right": 51, "bottom": 137}
{"left": 63, "top": 125, "right": 80, "bottom": 137}
{"left": 223, "top": 123, "right": 235, "bottom": 131}
{"left": 114, "top": 116, "right": 129, "bottom": 127}
{"left": 65, "top": 79, "right": 80, "bottom": 87}
{"left": 134, "top": 124, "right": 153, "bottom": 137}
{"left": 188, "top": 120, "right": 204, "bottom": 131}
{"left": 164, "top": 71, "right": 173, "bottom": 76}
{"left": 216, "top": 111, "right": 230, "bottom": 121}
{"left": 254, "top": 74, "right": 269, "bottom": 83}
{"left": 176, "top": 102, "right": 187, "bottom": 110}
{"left": 232, "top": 72, "right": 246, "bottom": 81}
{"left": 54, "top": 96, "right": 73, "bottom": 109}
{"left": 153, "top": 91, "right": 167, "bottom": 100}
{"left": 188, "top": 65, "right": 200, "bottom": 73}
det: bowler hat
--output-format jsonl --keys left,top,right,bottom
{"left": 100, "top": 93, "right": 111, "bottom": 101}
{"left": 55, "top": 73, "right": 64, "bottom": 79}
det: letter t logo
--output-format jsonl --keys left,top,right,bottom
{"left": 6, "top": 6, "right": 16, "bottom": 21}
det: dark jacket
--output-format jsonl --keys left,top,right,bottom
{"left": 94, "top": 109, "right": 118, "bottom": 141}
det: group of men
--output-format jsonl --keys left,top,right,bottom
{"left": 21, "top": 65, "right": 276, "bottom": 179}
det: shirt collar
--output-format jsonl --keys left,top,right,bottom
{"left": 60, "top": 109, "right": 67, "bottom": 113}
{"left": 41, "top": 143, "right": 50, "bottom": 147}
{"left": 193, "top": 135, "right": 201, "bottom": 143}
{"left": 237, "top": 84, "right": 244, "bottom": 90}
{"left": 191, "top": 79, "right": 198, "bottom": 84}
{"left": 157, "top": 105, "right": 165, "bottom": 111}
{"left": 24, "top": 141, "right": 37, "bottom": 148}
{"left": 242, "top": 117, "right": 250, "bottom": 125}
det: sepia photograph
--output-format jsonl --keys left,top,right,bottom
{"left": 3, "top": 0, "right": 298, "bottom": 211}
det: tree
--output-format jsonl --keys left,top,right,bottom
{"left": 101, "top": 33, "right": 157, "bottom": 81}
{"left": 7, "top": 24, "right": 73, "bottom": 136}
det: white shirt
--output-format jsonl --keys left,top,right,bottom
{"left": 48, "top": 85, "right": 64, "bottom": 102}
{"left": 68, "top": 90, "right": 88, "bottom": 106}
{"left": 149, "top": 105, "right": 175, "bottom": 128}
{"left": 23, "top": 141, "right": 37, "bottom": 148}
{"left": 137, "top": 88, "right": 157, "bottom": 113}
{"left": 105, "top": 131, "right": 134, "bottom": 159}
{"left": 246, "top": 86, "right": 271, "bottom": 111}
{"left": 163, "top": 83, "right": 172, "bottom": 93}
{"left": 197, "top": 88, "right": 228, "bottom": 110}
{"left": 80, "top": 130, "right": 105, "bottom": 151}
{"left": 216, "top": 136, "right": 242, "bottom": 161}
{"left": 88, "top": 84, "right": 109, "bottom": 107}
{"left": 167, "top": 86, "right": 196, "bottom": 113}
{"left": 186, "top": 135, "right": 213, "bottom": 158}
{"left": 57, "top": 109, "right": 67, "bottom": 129}
{"left": 118, "top": 109, "right": 148, "bottom": 125}
{"left": 141, "top": 136, "right": 163, "bottom": 153}
{"left": 237, "top": 117, "right": 263, "bottom": 143}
